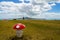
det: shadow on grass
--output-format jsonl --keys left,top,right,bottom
{"left": 8, "top": 35, "right": 32, "bottom": 40}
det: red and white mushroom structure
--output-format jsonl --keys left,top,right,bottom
{"left": 13, "top": 23, "right": 26, "bottom": 37}
{"left": 13, "top": 23, "right": 25, "bottom": 30}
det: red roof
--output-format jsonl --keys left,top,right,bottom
{"left": 13, "top": 23, "right": 25, "bottom": 30}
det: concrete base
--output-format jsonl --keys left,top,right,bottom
{"left": 16, "top": 30, "right": 23, "bottom": 38}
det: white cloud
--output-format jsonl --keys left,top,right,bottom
{"left": 50, "top": 3, "right": 56, "bottom": 6}
{"left": 31, "top": 12, "right": 60, "bottom": 20}
{"left": 34, "top": 0, "right": 60, "bottom": 3}
{"left": 0, "top": 0, "right": 60, "bottom": 19}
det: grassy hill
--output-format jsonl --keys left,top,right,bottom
{"left": 0, "top": 20, "right": 60, "bottom": 40}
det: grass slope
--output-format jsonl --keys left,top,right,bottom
{"left": 0, "top": 20, "right": 60, "bottom": 40}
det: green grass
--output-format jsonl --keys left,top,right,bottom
{"left": 0, "top": 20, "right": 60, "bottom": 40}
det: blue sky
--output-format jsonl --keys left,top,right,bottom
{"left": 0, "top": 0, "right": 30, "bottom": 3}
{"left": 48, "top": 3, "right": 60, "bottom": 13}
{"left": 0, "top": 0, "right": 20, "bottom": 3}
{"left": 0, "top": 0, "right": 60, "bottom": 20}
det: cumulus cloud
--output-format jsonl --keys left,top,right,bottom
{"left": 31, "top": 12, "right": 60, "bottom": 20}
{"left": 0, "top": 2, "right": 31, "bottom": 19}
{"left": 34, "top": 0, "right": 60, "bottom": 3}
{"left": 44, "top": 12, "right": 60, "bottom": 19}
{"left": 0, "top": 0, "right": 60, "bottom": 19}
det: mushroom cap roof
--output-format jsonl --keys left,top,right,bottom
{"left": 13, "top": 23, "right": 25, "bottom": 30}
